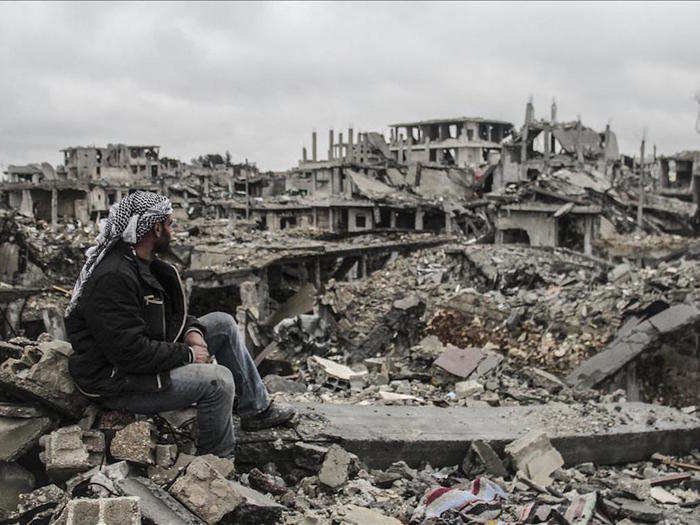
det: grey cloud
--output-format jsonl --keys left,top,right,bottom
{"left": 1, "top": 1, "right": 699, "bottom": 171}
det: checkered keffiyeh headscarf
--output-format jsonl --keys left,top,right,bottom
{"left": 66, "top": 191, "right": 173, "bottom": 315}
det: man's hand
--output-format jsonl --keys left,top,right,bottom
{"left": 191, "top": 344, "right": 211, "bottom": 364}
{"left": 185, "top": 330, "right": 207, "bottom": 349}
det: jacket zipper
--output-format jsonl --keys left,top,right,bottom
{"left": 169, "top": 263, "right": 188, "bottom": 343}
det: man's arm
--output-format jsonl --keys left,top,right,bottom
{"left": 83, "top": 272, "right": 192, "bottom": 373}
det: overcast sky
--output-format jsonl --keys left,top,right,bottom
{"left": 1, "top": 1, "right": 699, "bottom": 171}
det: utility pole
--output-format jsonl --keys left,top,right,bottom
{"left": 636, "top": 136, "right": 646, "bottom": 230}
{"left": 244, "top": 158, "right": 250, "bottom": 220}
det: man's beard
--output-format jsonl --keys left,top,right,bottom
{"left": 154, "top": 236, "right": 171, "bottom": 255}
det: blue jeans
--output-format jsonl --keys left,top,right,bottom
{"left": 102, "top": 312, "right": 270, "bottom": 457}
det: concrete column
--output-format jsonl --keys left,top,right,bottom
{"left": 51, "top": 188, "right": 58, "bottom": 230}
{"left": 20, "top": 189, "right": 33, "bottom": 217}
{"left": 328, "top": 129, "right": 334, "bottom": 160}
{"left": 313, "top": 207, "right": 318, "bottom": 227}
{"left": 495, "top": 229, "right": 504, "bottom": 244}
{"left": 314, "top": 257, "right": 321, "bottom": 289}
{"left": 329, "top": 207, "right": 335, "bottom": 232}
{"left": 338, "top": 132, "right": 344, "bottom": 161}
{"left": 415, "top": 207, "right": 424, "bottom": 231}
{"left": 390, "top": 210, "right": 397, "bottom": 229}
{"left": 348, "top": 128, "right": 354, "bottom": 161}
{"left": 583, "top": 216, "right": 593, "bottom": 256}
{"left": 360, "top": 255, "right": 368, "bottom": 278}
{"left": 445, "top": 211, "right": 452, "bottom": 234}
{"left": 303, "top": 147, "right": 307, "bottom": 162}
{"left": 312, "top": 131, "right": 317, "bottom": 162}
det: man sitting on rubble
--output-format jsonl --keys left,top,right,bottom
{"left": 64, "top": 191, "right": 295, "bottom": 459}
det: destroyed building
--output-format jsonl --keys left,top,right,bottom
{"left": 0, "top": 100, "right": 698, "bottom": 524}
{"left": 388, "top": 116, "right": 513, "bottom": 168}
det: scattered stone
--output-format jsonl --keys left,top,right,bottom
{"left": 248, "top": 467, "right": 287, "bottom": 495}
{"left": 39, "top": 425, "right": 105, "bottom": 477}
{"left": 335, "top": 504, "right": 402, "bottom": 524}
{"left": 155, "top": 444, "right": 178, "bottom": 468}
{"left": 169, "top": 456, "right": 242, "bottom": 524}
{"left": 0, "top": 342, "right": 89, "bottom": 418}
{"left": 462, "top": 439, "right": 507, "bottom": 478}
{"left": 318, "top": 444, "right": 350, "bottom": 490}
{"left": 454, "top": 379, "right": 484, "bottom": 398}
{"left": 116, "top": 476, "right": 205, "bottom": 525}
{"left": 649, "top": 486, "right": 682, "bottom": 504}
{"left": 564, "top": 492, "right": 597, "bottom": 524}
{"left": 614, "top": 497, "right": 664, "bottom": 522}
{"left": 504, "top": 430, "right": 564, "bottom": 487}
{"left": 294, "top": 442, "right": 329, "bottom": 472}
{"left": 263, "top": 374, "right": 307, "bottom": 394}
{"left": 198, "top": 453, "right": 235, "bottom": 479}
{"left": 16, "top": 484, "right": 66, "bottom": 520}
{"left": 228, "top": 481, "right": 285, "bottom": 524}
{"left": 110, "top": 421, "right": 156, "bottom": 465}
{"left": 526, "top": 367, "right": 567, "bottom": 393}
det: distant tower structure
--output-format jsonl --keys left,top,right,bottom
{"left": 525, "top": 95, "right": 535, "bottom": 124}
{"left": 551, "top": 98, "right": 557, "bottom": 124}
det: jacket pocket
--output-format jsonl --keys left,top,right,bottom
{"left": 143, "top": 294, "right": 166, "bottom": 340}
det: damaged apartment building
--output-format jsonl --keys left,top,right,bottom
{"left": 218, "top": 122, "right": 500, "bottom": 238}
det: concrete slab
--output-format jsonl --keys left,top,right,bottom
{"left": 236, "top": 402, "right": 700, "bottom": 470}
{"left": 567, "top": 304, "right": 700, "bottom": 389}
{"left": 0, "top": 415, "right": 53, "bottom": 462}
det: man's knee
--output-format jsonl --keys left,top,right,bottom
{"left": 198, "top": 364, "right": 234, "bottom": 397}
{"left": 200, "top": 311, "right": 239, "bottom": 336}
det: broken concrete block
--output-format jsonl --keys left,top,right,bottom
{"left": 294, "top": 442, "right": 329, "bottom": 472}
{"left": 64, "top": 496, "right": 141, "bottom": 525}
{"left": 504, "top": 430, "right": 564, "bottom": 487}
{"left": 116, "top": 476, "right": 205, "bottom": 525}
{"left": 564, "top": 492, "right": 597, "bottom": 524}
{"left": 526, "top": 367, "right": 567, "bottom": 393}
{"left": 16, "top": 484, "right": 66, "bottom": 521}
{"left": 0, "top": 343, "right": 89, "bottom": 418}
{"left": 110, "top": 420, "right": 156, "bottom": 465}
{"left": 169, "top": 456, "right": 243, "bottom": 524}
{"left": 433, "top": 345, "right": 485, "bottom": 379}
{"left": 155, "top": 444, "right": 178, "bottom": 468}
{"left": 309, "top": 355, "right": 367, "bottom": 382}
{"left": 649, "top": 486, "right": 681, "bottom": 504}
{"left": 248, "top": 467, "right": 287, "bottom": 495}
{"left": 318, "top": 444, "right": 350, "bottom": 490}
{"left": 0, "top": 402, "right": 46, "bottom": 418}
{"left": 614, "top": 498, "right": 664, "bottom": 523}
{"left": 228, "top": 481, "right": 285, "bottom": 524}
{"left": 263, "top": 374, "right": 307, "bottom": 394}
{"left": 461, "top": 440, "right": 507, "bottom": 478}
{"left": 335, "top": 504, "right": 402, "bottom": 525}
{"left": 0, "top": 461, "right": 35, "bottom": 514}
{"left": 198, "top": 453, "right": 235, "bottom": 478}
{"left": 89, "top": 461, "right": 132, "bottom": 497}
{"left": 454, "top": 379, "right": 484, "bottom": 398}
{"left": 0, "top": 414, "right": 52, "bottom": 461}
{"left": 39, "top": 425, "right": 105, "bottom": 477}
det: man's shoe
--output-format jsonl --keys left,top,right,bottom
{"left": 241, "top": 401, "right": 296, "bottom": 431}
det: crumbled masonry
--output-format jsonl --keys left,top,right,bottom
{"left": 0, "top": 108, "right": 698, "bottom": 523}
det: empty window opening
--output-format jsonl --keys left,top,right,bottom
{"left": 501, "top": 228, "right": 531, "bottom": 245}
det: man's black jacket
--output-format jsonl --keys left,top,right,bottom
{"left": 65, "top": 241, "right": 205, "bottom": 397}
